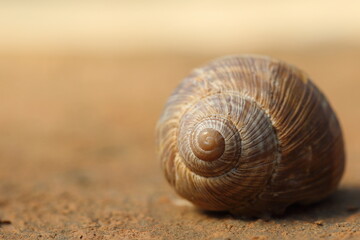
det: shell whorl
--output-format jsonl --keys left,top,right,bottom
{"left": 157, "top": 55, "right": 345, "bottom": 216}
{"left": 190, "top": 126, "right": 226, "bottom": 162}
{"left": 177, "top": 93, "right": 278, "bottom": 181}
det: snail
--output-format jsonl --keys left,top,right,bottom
{"left": 156, "top": 55, "right": 345, "bottom": 217}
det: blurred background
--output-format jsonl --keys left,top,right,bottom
{"left": 0, "top": 1, "right": 360, "bottom": 238}
{"left": 1, "top": 0, "right": 360, "bottom": 54}
{"left": 0, "top": 0, "right": 360, "bottom": 54}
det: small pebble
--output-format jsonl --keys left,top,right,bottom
{"left": 0, "top": 220, "right": 11, "bottom": 225}
{"left": 314, "top": 220, "right": 324, "bottom": 226}
{"left": 346, "top": 206, "right": 359, "bottom": 212}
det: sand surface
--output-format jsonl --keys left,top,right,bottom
{"left": 0, "top": 47, "right": 359, "bottom": 239}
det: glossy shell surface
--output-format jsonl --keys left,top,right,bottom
{"left": 156, "top": 55, "right": 345, "bottom": 216}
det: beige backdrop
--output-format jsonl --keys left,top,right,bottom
{"left": 0, "top": 0, "right": 360, "bottom": 54}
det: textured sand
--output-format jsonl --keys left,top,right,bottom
{"left": 0, "top": 47, "right": 359, "bottom": 239}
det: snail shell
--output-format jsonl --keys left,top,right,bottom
{"left": 156, "top": 55, "right": 345, "bottom": 217}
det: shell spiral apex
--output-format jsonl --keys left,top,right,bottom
{"left": 156, "top": 55, "right": 345, "bottom": 217}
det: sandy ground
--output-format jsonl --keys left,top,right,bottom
{"left": 0, "top": 46, "right": 359, "bottom": 239}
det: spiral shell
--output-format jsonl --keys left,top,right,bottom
{"left": 156, "top": 55, "right": 345, "bottom": 217}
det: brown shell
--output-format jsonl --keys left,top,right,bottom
{"left": 156, "top": 55, "right": 345, "bottom": 217}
